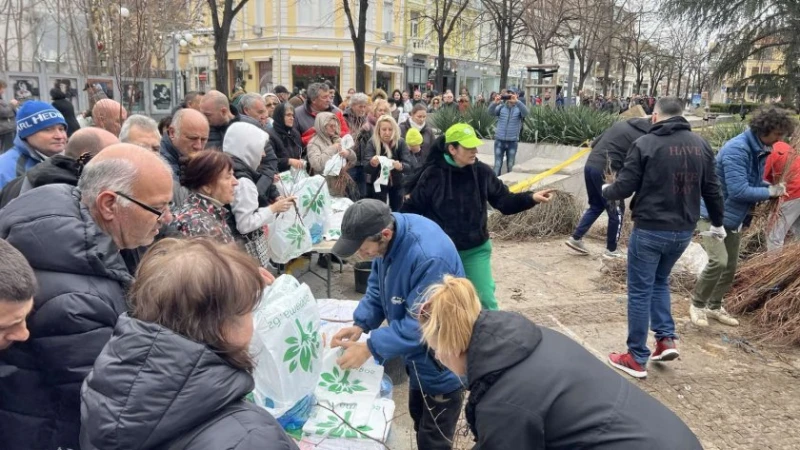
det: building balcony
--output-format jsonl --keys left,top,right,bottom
{"left": 407, "top": 38, "right": 434, "bottom": 55}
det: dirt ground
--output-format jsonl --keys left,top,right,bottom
{"left": 300, "top": 236, "right": 800, "bottom": 450}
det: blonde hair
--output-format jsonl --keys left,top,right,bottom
{"left": 371, "top": 114, "right": 401, "bottom": 158}
{"left": 418, "top": 276, "right": 482, "bottom": 357}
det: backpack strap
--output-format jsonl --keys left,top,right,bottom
{"left": 15, "top": 152, "right": 30, "bottom": 177}
{"left": 166, "top": 401, "right": 256, "bottom": 450}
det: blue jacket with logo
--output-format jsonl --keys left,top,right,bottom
{"left": 353, "top": 213, "right": 464, "bottom": 395}
{"left": 0, "top": 136, "right": 44, "bottom": 189}
{"left": 489, "top": 101, "right": 529, "bottom": 142}
{"left": 700, "top": 129, "right": 771, "bottom": 229}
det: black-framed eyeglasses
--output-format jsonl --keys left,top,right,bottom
{"left": 114, "top": 191, "right": 164, "bottom": 218}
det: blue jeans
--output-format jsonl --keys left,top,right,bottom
{"left": 572, "top": 166, "right": 624, "bottom": 251}
{"left": 493, "top": 140, "right": 518, "bottom": 175}
{"left": 626, "top": 228, "right": 693, "bottom": 365}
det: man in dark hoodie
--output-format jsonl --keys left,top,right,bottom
{"left": 159, "top": 108, "right": 210, "bottom": 179}
{"left": 602, "top": 97, "right": 724, "bottom": 379}
{"left": 0, "top": 127, "right": 118, "bottom": 208}
{"left": 566, "top": 117, "right": 651, "bottom": 258}
{"left": 418, "top": 276, "right": 703, "bottom": 450}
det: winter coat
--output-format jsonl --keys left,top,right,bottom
{"left": 172, "top": 192, "right": 235, "bottom": 244}
{"left": 585, "top": 118, "right": 651, "bottom": 173}
{"left": 160, "top": 133, "right": 183, "bottom": 180}
{"left": 206, "top": 115, "right": 241, "bottom": 151}
{"left": 489, "top": 101, "right": 529, "bottom": 142}
{"left": 604, "top": 116, "right": 724, "bottom": 231}
{"left": 362, "top": 138, "right": 413, "bottom": 188}
{"left": 0, "top": 184, "right": 133, "bottom": 450}
{"left": 307, "top": 112, "right": 356, "bottom": 174}
{"left": 353, "top": 212, "right": 464, "bottom": 395}
{"left": 80, "top": 314, "right": 298, "bottom": 450}
{"left": 294, "top": 101, "right": 350, "bottom": 145}
{"left": 399, "top": 119, "right": 436, "bottom": 167}
{"left": 343, "top": 107, "right": 373, "bottom": 167}
{"left": 465, "top": 310, "right": 703, "bottom": 450}
{"left": 0, "top": 135, "right": 46, "bottom": 189}
{"left": 239, "top": 116, "right": 280, "bottom": 201}
{"left": 0, "top": 154, "right": 83, "bottom": 209}
{"left": 764, "top": 141, "right": 800, "bottom": 201}
{"left": 52, "top": 98, "right": 81, "bottom": 137}
{"left": 0, "top": 97, "right": 15, "bottom": 136}
{"left": 700, "top": 128, "right": 772, "bottom": 229}
{"left": 268, "top": 102, "right": 305, "bottom": 172}
{"left": 403, "top": 156, "right": 536, "bottom": 251}
{"left": 223, "top": 124, "right": 278, "bottom": 235}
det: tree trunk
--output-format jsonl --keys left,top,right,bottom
{"left": 436, "top": 39, "right": 446, "bottom": 92}
{"left": 214, "top": 23, "right": 230, "bottom": 94}
{"left": 498, "top": 27, "right": 510, "bottom": 90}
{"left": 676, "top": 70, "right": 683, "bottom": 99}
{"left": 354, "top": 38, "right": 365, "bottom": 93}
{"left": 602, "top": 58, "right": 611, "bottom": 96}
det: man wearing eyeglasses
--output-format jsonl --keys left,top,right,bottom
{"left": 0, "top": 143, "right": 174, "bottom": 450}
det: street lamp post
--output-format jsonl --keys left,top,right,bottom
{"left": 171, "top": 31, "right": 193, "bottom": 103}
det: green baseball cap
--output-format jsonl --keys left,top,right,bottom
{"left": 445, "top": 123, "right": 483, "bottom": 148}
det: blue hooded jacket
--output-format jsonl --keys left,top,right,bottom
{"left": 0, "top": 135, "right": 45, "bottom": 189}
{"left": 700, "top": 129, "right": 771, "bottom": 229}
{"left": 353, "top": 213, "right": 464, "bottom": 395}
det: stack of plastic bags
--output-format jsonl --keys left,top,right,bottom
{"left": 270, "top": 169, "right": 332, "bottom": 262}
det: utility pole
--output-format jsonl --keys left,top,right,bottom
{"left": 567, "top": 37, "right": 580, "bottom": 107}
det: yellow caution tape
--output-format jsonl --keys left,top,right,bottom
{"left": 509, "top": 140, "right": 592, "bottom": 193}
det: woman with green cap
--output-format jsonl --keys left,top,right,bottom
{"left": 403, "top": 123, "right": 553, "bottom": 310}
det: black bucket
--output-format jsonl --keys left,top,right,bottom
{"left": 354, "top": 261, "right": 372, "bottom": 294}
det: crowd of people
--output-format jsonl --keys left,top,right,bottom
{"left": 0, "top": 71, "right": 795, "bottom": 449}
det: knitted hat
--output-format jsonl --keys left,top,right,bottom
{"left": 16, "top": 101, "right": 66, "bottom": 139}
{"left": 405, "top": 128, "right": 424, "bottom": 147}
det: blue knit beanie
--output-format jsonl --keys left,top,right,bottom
{"left": 16, "top": 101, "right": 67, "bottom": 139}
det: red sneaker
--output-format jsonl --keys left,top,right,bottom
{"left": 651, "top": 337, "right": 679, "bottom": 362}
{"left": 608, "top": 352, "right": 647, "bottom": 379}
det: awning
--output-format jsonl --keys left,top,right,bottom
{"left": 365, "top": 61, "right": 404, "bottom": 74}
{"left": 290, "top": 56, "right": 341, "bottom": 67}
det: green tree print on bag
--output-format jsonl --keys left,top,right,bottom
{"left": 314, "top": 411, "right": 373, "bottom": 438}
{"left": 283, "top": 319, "right": 320, "bottom": 373}
{"left": 318, "top": 366, "right": 369, "bottom": 394}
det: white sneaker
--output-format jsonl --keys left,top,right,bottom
{"left": 690, "top": 305, "right": 709, "bottom": 327}
{"left": 706, "top": 307, "right": 739, "bottom": 326}
{"left": 603, "top": 249, "right": 624, "bottom": 259}
{"left": 565, "top": 237, "right": 590, "bottom": 255}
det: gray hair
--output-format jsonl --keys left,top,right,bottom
{"left": 306, "top": 82, "right": 329, "bottom": 101}
{"left": 171, "top": 108, "right": 194, "bottom": 137}
{"left": 350, "top": 93, "right": 368, "bottom": 106}
{"left": 239, "top": 93, "right": 264, "bottom": 112}
{"left": 78, "top": 158, "right": 138, "bottom": 209}
{"left": 120, "top": 115, "right": 159, "bottom": 142}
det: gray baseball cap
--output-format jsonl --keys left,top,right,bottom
{"left": 332, "top": 199, "right": 393, "bottom": 257}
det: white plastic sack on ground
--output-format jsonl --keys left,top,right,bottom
{"left": 297, "top": 175, "right": 332, "bottom": 244}
{"left": 373, "top": 156, "right": 393, "bottom": 193}
{"left": 324, "top": 197, "right": 354, "bottom": 241}
{"left": 675, "top": 242, "right": 708, "bottom": 276}
{"left": 315, "top": 346, "right": 384, "bottom": 425}
{"left": 324, "top": 156, "right": 347, "bottom": 177}
{"left": 251, "top": 275, "right": 322, "bottom": 418}
{"left": 267, "top": 212, "right": 312, "bottom": 264}
{"left": 302, "top": 397, "right": 395, "bottom": 443}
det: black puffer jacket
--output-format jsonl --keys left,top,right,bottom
{"left": 585, "top": 118, "right": 651, "bottom": 173}
{"left": 403, "top": 155, "right": 536, "bottom": 251}
{"left": 0, "top": 154, "right": 83, "bottom": 208}
{"left": 268, "top": 102, "right": 305, "bottom": 172}
{"left": 51, "top": 97, "right": 81, "bottom": 137}
{"left": 466, "top": 311, "right": 703, "bottom": 450}
{"left": 0, "top": 184, "right": 133, "bottom": 450}
{"left": 80, "top": 314, "right": 299, "bottom": 450}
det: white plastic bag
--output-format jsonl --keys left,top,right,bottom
{"left": 324, "top": 156, "right": 346, "bottom": 177}
{"left": 251, "top": 275, "right": 322, "bottom": 418}
{"left": 267, "top": 212, "right": 312, "bottom": 264}
{"left": 302, "top": 398, "right": 395, "bottom": 442}
{"left": 324, "top": 197, "right": 354, "bottom": 241}
{"left": 373, "top": 156, "right": 393, "bottom": 193}
{"left": 675, "top": 241, "right": 708, "bottom": 276}
{"left": 341, "top": 134, "right": 355, "bottom": 151}
{"left": 297, "top": 175, "right": 332, "bottom": 244}
{"left": 277, "top": 167, "right": 309, "bottom": 197}
{"left": 315, "top": 347, "right": 384, "bottom": 425}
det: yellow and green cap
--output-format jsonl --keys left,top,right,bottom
{"left": 405, "top": 128, "right": 424, "bottom": 146}
{"left": 445, "top": 123, "right": 483, "bottom": 149}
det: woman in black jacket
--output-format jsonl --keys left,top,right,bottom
{"left": 80, "top": 238, "right": 298, "bottom": 450}
{"left": 403, "top": 123, "right": 552, "bottom": 310}
{"left": 50, "top": 88, "right": 81, "bottom": 137}
{"left": 418, "top": 276, "right": 703, "bottom": 450}
{"left": 362, "top": 114, "right": 412, "bottom": 211}
{"left": 266, "top": 102, "right": 305, "bottom": 172}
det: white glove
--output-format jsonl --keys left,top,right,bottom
{"left": 708, "top": 225, "right": 727, "bottom": 241}
{"left": 601, "top": 183, "right": 611, "bottom": 192}
{"left": 768, "top": 183, "right": 787, "bottom": 198}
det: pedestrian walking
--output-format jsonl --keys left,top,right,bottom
{"left": 602, "top": 97, "right": 725, "bottom": 379}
